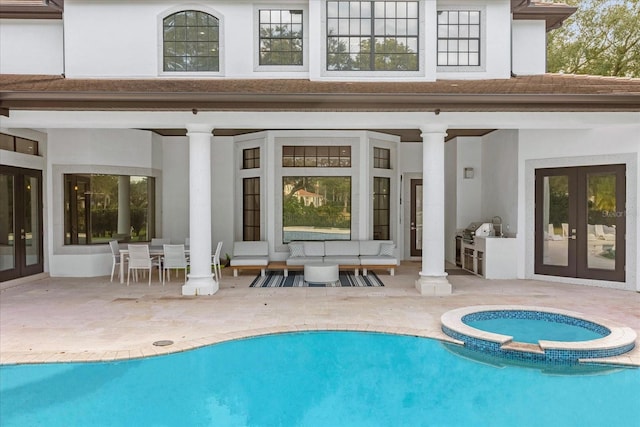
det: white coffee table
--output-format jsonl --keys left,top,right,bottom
{"left": 304, "top": 263, "right": 339, "bottom": 285}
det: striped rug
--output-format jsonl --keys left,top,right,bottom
{"left": 250, "top": 271, "right": 384, "bottom": 287}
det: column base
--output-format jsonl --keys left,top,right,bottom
{"left": 415, "top": 273, "right": 452, "bottom": 296}
{"left": 182, "top": 275, "right": 218, "bottom": 296}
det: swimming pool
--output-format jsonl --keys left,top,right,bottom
{"left": 1, "top": 331, "right": 638, "bottom": 426}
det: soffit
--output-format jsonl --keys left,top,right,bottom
{"left": 511, "top": 0, "right": 577, "bottom": 31}
{"left": 145, "top": 128, "right": 495, "bottom": 142}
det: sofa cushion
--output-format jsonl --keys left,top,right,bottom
{"left": 359, "top": 255, "right": 397, "bottom": 266}
{"left": 230, "top": 256, "right": 269, "bottom": 266}
{"left": 379, "top": 242, "right": 395, "bottom": 256}
{"left": 233, "top": 241, "right": 268, "bottom": 257}
{"left": 286, "top": 256, "right": 324, "bottom": 266}
{"left": 303, "top": 241, "right": 325, "bottom": 257}
{"left": 323, "top": 256, "right": 361, "bottom": 265}
{"left": 288, "top": 242, "right": 305, "bottom": 258}
{"left": 324, "top": 240, "right": 360, "bottom": 256}
{"left": 359, "top": 240, "right": 393, "bottom": 256}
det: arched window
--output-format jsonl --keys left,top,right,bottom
{"left": 163, "top": 10, "right": 219, "bottom": 72}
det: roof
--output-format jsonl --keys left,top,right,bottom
{"left": 511, "top": 0, "right": 577, "bottom": 31}
{"left": 1, "top": 74, "right": 639, "bottom": 115}
{"left": 0, "top": 0, "right": 63, "bottom": 19}
{"left": 0, "top": 0, "right": 575, "bottom": 28}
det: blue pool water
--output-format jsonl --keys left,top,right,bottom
{"left": 1, "top": 332, "right": 638, "bottom": 427}
{"left": 465, "top": 318, "right": 605, "bottom": 344}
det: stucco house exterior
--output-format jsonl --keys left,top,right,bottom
{"left": 1, "top": 0, "right": 638, "bottom": 296}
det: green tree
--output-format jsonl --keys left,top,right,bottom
{"left": 547, "top": 0, "right": 640, "bottom": 77}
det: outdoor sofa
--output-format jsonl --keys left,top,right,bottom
{"left": 286, "top": 240, "right": 398, "bottom": 276}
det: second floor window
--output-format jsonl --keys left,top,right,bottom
{"left": 163, "top": 10, "right": 220, "bottom": 72}
{"left": 259, "top": 9, "right": 303, "bottom": 66}
{"left": 326, "top": 1, "right": 419, "bottom": 71}
{"left": 437, "top": 10, "right": 481, "bottom": 66}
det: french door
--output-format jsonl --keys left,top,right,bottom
{"left": 0, "top": 165, "right": 44, "bottom": 282}
{"left": 535, "top": 164, "right": 625, "bottom": 282}
{"left": 410, "top": 179, "right": 422, "bottom": 257}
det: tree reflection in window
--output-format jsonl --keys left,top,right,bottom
{"left": 283, "top": 177, "right": 351, "bottom": 242}
{"left": 64, "top": 174, "right": 155, "bottom": 245}
{"left": 163, "top": 10, "right": 220, "bottom": 72}
{"left": 326, "top": 1, "right": 419, "bottom": 71}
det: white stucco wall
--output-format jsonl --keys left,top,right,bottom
{"left": 0, "top": 19, "right": 64, "bottom": 74}
{"left": 30, "top": 0, "right": 524, "bottom": 81}
{"left": 46, "top": 128, "right": 161, "bottom": 277}
{"left": 161, "top": 137, "right": 189, "bottom": 244}
{"left": 518, "top": 126, "right": 640, "bottom": 291}
{"left": 511, "top": 20, "right": 546, "bottom": 75}
{"left": 481, "top": 130, "right": 518, "bottom": 235}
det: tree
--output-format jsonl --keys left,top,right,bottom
{"left": 547, "top": 0, "right": 640, "bottom": 77}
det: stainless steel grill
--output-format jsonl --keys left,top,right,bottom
{"left": 462, "top": 222, "right": 494, "bottom": 244}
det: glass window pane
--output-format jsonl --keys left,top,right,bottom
{"left": 586, "top": 173, "right": 616, "bottom": 270}
{"left": 0, "top": 173, "right": 15, "bottom": 271}
{"left": 0, "top": 133, "right": 14, "bottom": 151}
{"left": 283, "top": 176, "right": 351, "bottom": 242}
{"left": 542, "top": 175, "right": 569, "bottom": 266}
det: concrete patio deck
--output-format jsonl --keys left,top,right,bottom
{"left": 1, "top": 262, "right": 638, "bottom": 366}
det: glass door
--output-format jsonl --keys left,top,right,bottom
{"left": 0, "top": 165, "right": 43, "bottom": 282}
{"left": 410, "top": 179, "right": 422, "bottom": 257}
{"left": 535, "top": 164, "right": 625, "bottom": 282}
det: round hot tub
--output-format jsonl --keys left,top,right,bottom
{"left": 441, "top": 305, "right": 637, "bottom": 365}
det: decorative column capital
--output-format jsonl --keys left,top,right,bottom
{"left": 186, "top": 123, "right": 215, "bottom": 135}
{"left": 419, "top": 124, "right": 448, "bottom": 139}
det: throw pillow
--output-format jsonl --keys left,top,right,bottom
{"left": 379, "top": 242, "right": 395, "bottom": 256}
{"left": 289, "top": 242, "right": 305, "bottom": 257}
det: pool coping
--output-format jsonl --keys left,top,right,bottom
{"left": 440, "top": 305, "right": 638, "bottom": 366}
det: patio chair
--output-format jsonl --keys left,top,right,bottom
{"left": 212, "top": 241, "right": 223, "bottom": 281}
{"left": 162, "top": 244, "right": 189, "bottom": 284}
{"left": 151, "top": 238, "right": 171, "bottom": 247}
{"left": 109, "top": 240, "right": 123, "bottom": 282}
{"left": 127, "top": 244, "right": 161, "bottom": 286}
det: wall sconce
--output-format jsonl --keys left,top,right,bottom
{"left": 464, "top": 167, "right": 474, "bottom": 179}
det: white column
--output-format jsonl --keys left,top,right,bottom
{"left": 415, "top": 125, "right": 452, "bottom": 295}
{"left": 182, "top": 124, "right": 218, "bottom": 296}
{"left": 117, "top": 176, "right": 131, "bottom": 236}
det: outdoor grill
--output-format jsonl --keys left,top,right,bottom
{"left": 461, "top": 222, "right": 494, "bottom": 244}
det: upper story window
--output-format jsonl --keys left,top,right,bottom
{"left": 259, "top": 9, "right": 303, "bottom": 66}
{"left": 326, "top": 1, "right": 419, "bottom": 71}
{"left": 163, "top": 10, "right": 220, "bottom": 72}
{"left": 0, "top": 133, "right": 38, "bottom": 156}
{"left": 437, "top": 10, "right": 480, "bottom": 67}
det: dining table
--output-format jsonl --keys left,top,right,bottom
{"left": 119, "top": 245, "right": 189, "bottom": 284}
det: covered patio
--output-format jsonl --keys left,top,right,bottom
{"left": 1, "top": 262, "right": 638, "bottom": 367}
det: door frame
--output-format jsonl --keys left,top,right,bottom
{"left": 0, "top": 165, "right": 44, "bottom": 282}
{"left": 534, "top": 164, "right": 626, "bottom": 282}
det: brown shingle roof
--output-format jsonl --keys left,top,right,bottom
{"left": 1, "top": 74, "right": 639, "bottom": 113}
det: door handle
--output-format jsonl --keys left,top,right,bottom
{"left": 20, "top": 229, "right": 26, "bottom": 240}
{"left": 569, "top": 228, "right": 577, "bottom": 240}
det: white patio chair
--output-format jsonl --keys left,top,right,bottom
{"left": 212, "top": 241, "right": 223, "bottom": 281}
{"left": 162, "top": 244, "right": 189, "bottom": 284}
{"left": 127, "top": 244, "right": 161, "bottom": 286}
{"left": 109, "top": 240, "right": 123, "bottom": 282}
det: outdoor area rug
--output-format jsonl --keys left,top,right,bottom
{"left": 250, "top": 271, "right": 384, "bottom": 287}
